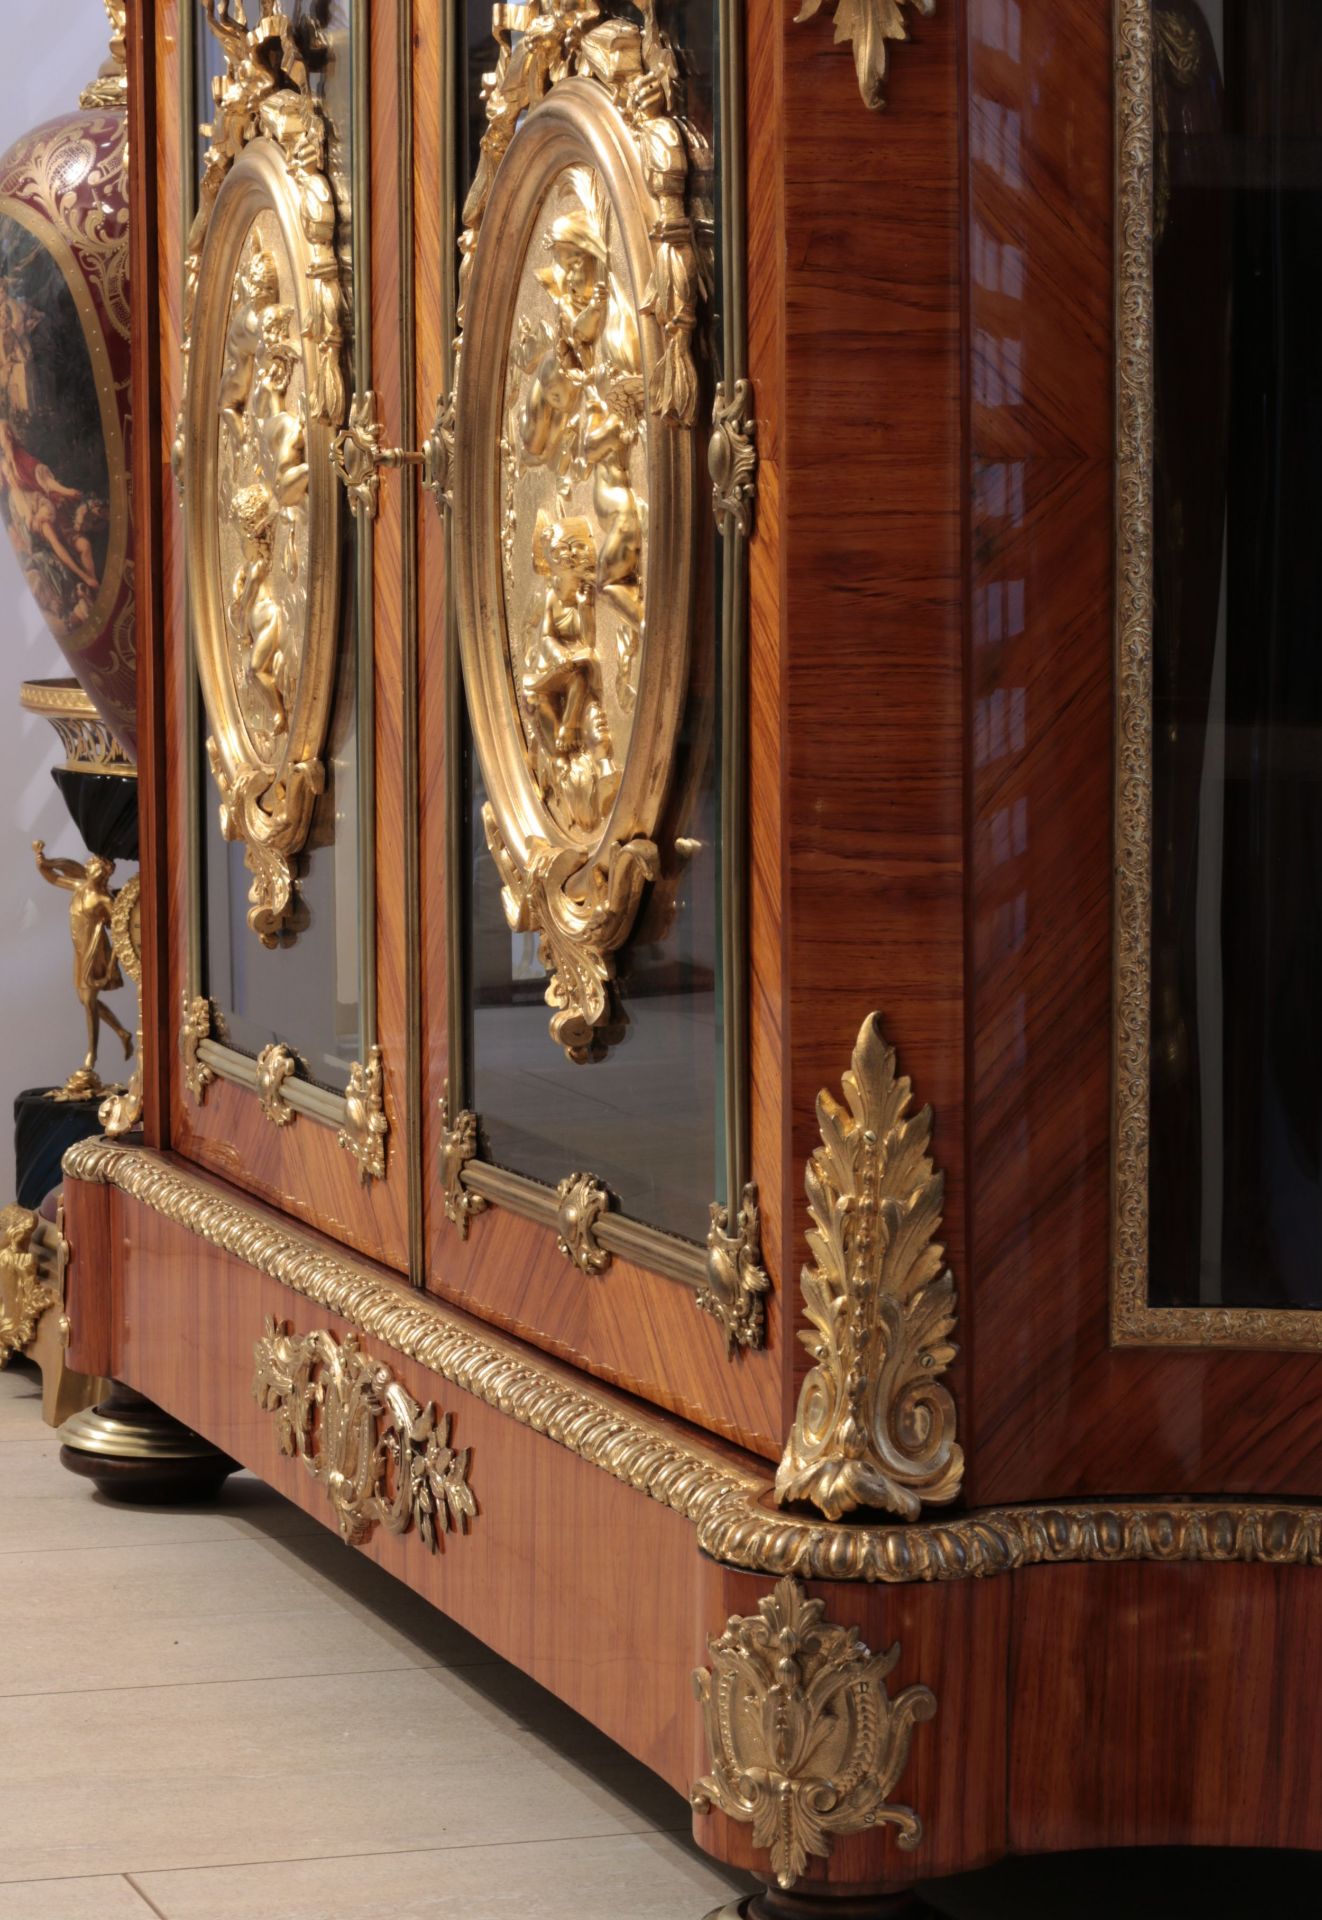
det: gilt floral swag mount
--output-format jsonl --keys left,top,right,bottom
{"left": 178, "top": 2, "right": 346, "bottom": 948}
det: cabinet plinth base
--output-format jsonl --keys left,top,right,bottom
{"left": 58, "top": 1381, "right": 238, "bottom": 1502}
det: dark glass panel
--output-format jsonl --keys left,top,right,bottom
{"left": 1148, "top": 1, "right": 1322, "bottom": 1309}
{"left": 192, "top": 0, "right": 362, "bottom": 1090}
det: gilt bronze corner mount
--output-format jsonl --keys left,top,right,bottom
{"left": 692, "top": 1576, "right": 936, "bottom": 1890}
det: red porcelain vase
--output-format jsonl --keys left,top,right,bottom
{"left": 0, "top": 3, "right": 135, "bottom": 757}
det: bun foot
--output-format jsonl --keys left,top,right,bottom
{"left": 706, "top": 1891, "right": 928, "bottom": 1920}
{"left": 58, "top": 1381, "right": 238, "bottom": 1502}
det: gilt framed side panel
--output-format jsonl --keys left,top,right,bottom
{"left": 1111, "top": 0, "right": 1322, "bottom": 1354}
{"left": 963, "top": 0, "right": 1322, "bottom": 1505}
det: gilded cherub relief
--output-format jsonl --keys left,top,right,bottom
{"left": 505, "top": 166, "right": 646, "bottom": 842}
{"left": 216, "top": 223, "right": 310, "bottom": 751}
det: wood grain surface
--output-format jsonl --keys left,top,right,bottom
{"left": 106, "top": 1172, "right": 713, "bottom": 1798}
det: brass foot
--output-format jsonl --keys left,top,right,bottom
{"left": 58, "top": 1382, "right": 238, "bottom": 1502}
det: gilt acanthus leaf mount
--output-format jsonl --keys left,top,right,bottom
{"left": 775, "top": 1013, "right": 962, "bottom": 1522}
{"left": 796, "top": 0, "right": 936, "bottom": 111}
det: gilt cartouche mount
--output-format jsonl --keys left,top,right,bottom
{"left": 253, "top": 1319, "right": 476, "bottom": 1551}
{"left": 452, "top": 0, "right": 700, "bottom": 1067}
{"left": 179, "top": 2, "right": 346, "bottom": 949}
{"left": 693, "top": 1577, "right": 936, "bottom": 1891}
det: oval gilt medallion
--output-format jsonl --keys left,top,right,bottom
{"left": 181, "top": 8, "right": 345, "bottom": 948}
{"left": 453, "top": 5, "right": 700, "bottom": 1064}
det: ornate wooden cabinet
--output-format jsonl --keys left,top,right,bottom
{"left": 59, "top": 3, "right": 1322, "bottom": 1912}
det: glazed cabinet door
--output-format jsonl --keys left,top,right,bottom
{"left": 414, "top": 4, "right": 786, "bottom": 1455}
{"left": 153, "top": 0, "right": 413, "bottom": 1269}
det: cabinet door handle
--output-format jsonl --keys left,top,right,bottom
{"left": 330, "top": 389, "right": 453, "bottom": 520}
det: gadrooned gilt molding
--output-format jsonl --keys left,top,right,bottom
{"left": 180, "top": 2, "right": 347, "bottom": 948}
{"left": 253, "top": 1318, "right": 475, "bottom": 1550}
{"left": 692, "top": 1577, "right": 935, "bottom": 1889}
{"left": 453, "top": 0, "right": 703, "bottom": 1066}
{"left": 795, "top": 0, "right": 936, "bottom": 111}
{"left": 61, "top": 1140, "right": 1322, "bottom": 1588}
{"left": 775, "top": 1014, "right": 963, "bottom": 1522}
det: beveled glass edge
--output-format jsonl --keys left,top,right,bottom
{"left": 1108, "top": 0, "right": 1322, "bottom": 1352}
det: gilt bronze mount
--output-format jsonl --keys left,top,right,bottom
{"left": 181, "top": 3, "right": 346, "bottom": 949}
{"left": 452, "top": 1, "right": 700, "bottom": 1066}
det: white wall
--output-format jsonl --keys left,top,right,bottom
{"left": 0, "top": 2, "right": 134, "bottom": 1196}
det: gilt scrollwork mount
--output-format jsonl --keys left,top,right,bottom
{"left": 179, "top": 993, "right": 217, "bottom": 1106}
{"left": 796, "top": 0, "right": 936, "bottom": 111}
{"left": 338, "top": 1046, "right": 388, "bottom": 1184}
{"left": 709, "top": 379, "right": 756, "bottom": 537}
{"left": 438, "top": 1083, "right": 488, "bottom": 1240}
{"left": 452, "top": 0, "right": 702, "bottom": 1066}
{"left": 253, "top": 1318, "right": 476, "bottom": 1551}
{"left": 775, "top": 1014, "right": 963, "bottom": 1522}
{"left": 555, "top": 1171, "right": 611, "bottom": 1275}
{"left": 255, "top": 1041, "right": 296, "bottom": 1127}
{"left": 0, "top": 1206, "right": 58, "bottom": 1369}
{"left": 700, "top": 1184, "right": 771, "bottom": 1353}
{"left": 180, "top": 3, "right": 346, "bottom": 949}
{"left": 692, "top": 1576, "right": 936, "bottom": 1890}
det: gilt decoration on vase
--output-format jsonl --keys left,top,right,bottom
{"left": 0, "top": 1, "right": 134, "bottom": 755}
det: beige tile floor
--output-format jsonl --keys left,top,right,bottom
{"left": 0, "top": 1363, "right": 753, "bottom": 1920}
